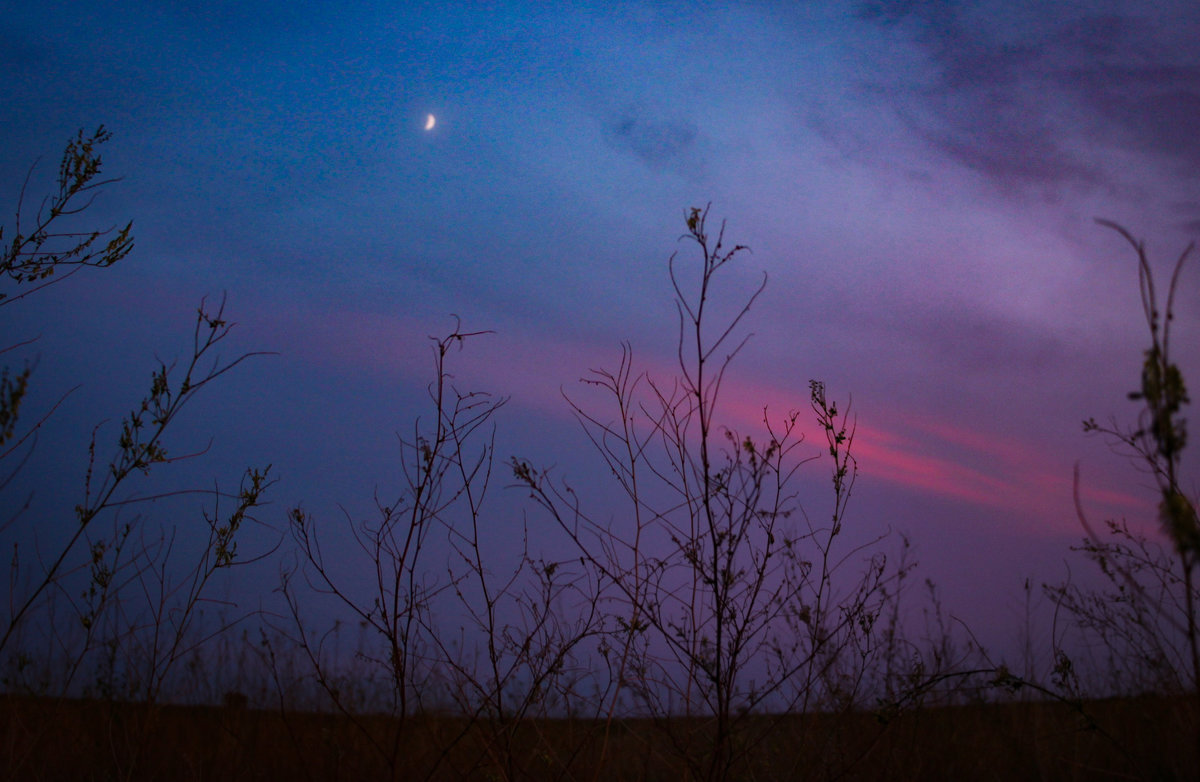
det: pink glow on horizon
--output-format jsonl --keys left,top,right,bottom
{"left": 288, "top": 304, "right": 1154, "bottom": 537}
{"left": 709, "top": 376, "right": 1152, "bottom": 535}
{"left": 276, "top": 303, "right": 642, "bottom": 424}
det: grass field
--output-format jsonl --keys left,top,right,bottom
{"left": 4, "top": 693, "right": 1197, "bottom": 781}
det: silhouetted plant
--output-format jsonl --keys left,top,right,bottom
{"left": 1039, "top": 221, "right": 1200, "bottom": 778}
{"left": 2, "top": 127, "right": 132, "bottom": 535}
{"left": 433, "top": 501, "right": 604, "bottom": 779}
{"left": 0, "top": 125, "right": 133, "bottom": 307}
{"left": 1, "top": 131, "right": 272, "bottom": 779}
{"left": 282, "top": 325, "right": 513, "bottom": 779}
{"left": 1048, "top": 517, "right": 1197, "bottom": 695}
{"left": 513, "top": 206, "right": 908, "bottom": 781}
{"left": 7, "top": 164, "right": 1198, "bottom": 778}
{"left": 1055, "top": 221, "right": 1198, "bottom": 697}
{"left": 3, "top": 297, "right": 272, "bottom": 678}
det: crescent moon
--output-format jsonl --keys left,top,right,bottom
{"left": 424, "top": 114, "right": 436, "bottom": 131}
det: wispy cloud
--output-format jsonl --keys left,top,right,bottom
{"left": 855, "top": 2, "right": 1200, "bottom": 199}
{"left": 606, "top": 113, "right": 699, "bottom": 171}
{"left": 711, "top": 372, "right": 1149, "bottom": 533}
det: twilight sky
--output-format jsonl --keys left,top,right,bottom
{"left": 4, "top": 0, "right": 1200, "bottom": 657}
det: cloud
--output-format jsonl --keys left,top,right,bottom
{"left": 915, "top": 122, "right": 1098, "bottom": 190}
{"left": 887, "top": 303, "right": 1065, "bottom": 375}
{"left": 854, "top": 2, "right": 1200, "bottom": 195}
{"left": 1082, "top": 81, "right": 1200, "bottom": 166}
{"left": 605, "top": 113, "right": 698, "bottom": 170}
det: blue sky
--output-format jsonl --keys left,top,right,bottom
{"left": 4, "top": 0, "right": 1200, "bottom": 657}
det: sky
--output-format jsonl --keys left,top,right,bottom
{"left": 3, "top": 0, "right": 1200, "bottom": 663}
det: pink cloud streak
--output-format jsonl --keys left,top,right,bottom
{"left": 277, "top": 302, "right": 1154, "bottom": 538}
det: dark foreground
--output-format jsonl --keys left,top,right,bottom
{"left": 3, "top": 694, "right": 1197, "bottom": 781}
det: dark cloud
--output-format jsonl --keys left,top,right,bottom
{"left": 856, "top": 0, "right": 1030, "bottom": 90}
{"left": 856, "top": 0, "right": 950, "bottom": 29}
{"left": 885, "top": 303, "right": 1064, "bottom": 376}
{"left": 606, "top": 114, "right": 697, "bottom": 170}
{"left": 919, "top": 127, "right": 1097, "bottom": 188}
{"left": 853, "top": 1, "right": 1092, "bottom": 188}
{"left": 1074, "top": 73, "right": 1200, "bottom": 166}
{"left": 1164, "top": 201, "right": 1200, "bottom": 234}
{"left": 856, "top": 2, "right": 1200, "bottom": 194}
{"left": 1047, "top": 13, "right": 1135, "bottom": 59}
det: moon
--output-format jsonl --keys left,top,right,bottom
{"left": 424, "top": 113, "right": 436, "bottom": 131}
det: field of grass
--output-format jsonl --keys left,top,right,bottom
{"left": 4, "top": 692, "right": 1197, "bottom": 780}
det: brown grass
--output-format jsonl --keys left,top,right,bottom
{"left": 4, "top": 693, "right": 1196, "bottom": 781}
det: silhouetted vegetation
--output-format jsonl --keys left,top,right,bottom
{"left": 2, "top": 131, "right": 1197, "bottom": 780}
